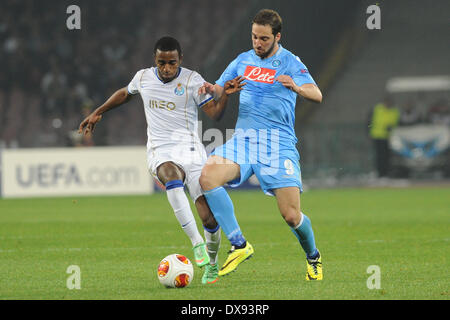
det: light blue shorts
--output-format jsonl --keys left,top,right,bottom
{"left": 211, "top": 133, "right": 303, "bottom": 196}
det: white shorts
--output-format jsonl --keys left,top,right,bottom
{"left": 148, "top": 143, "right": 207, "bottom": 202}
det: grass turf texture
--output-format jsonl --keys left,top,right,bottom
{"left": 0, "top": 187, "right": 448, "bottom": 300}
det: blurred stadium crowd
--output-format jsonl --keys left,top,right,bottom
{"left": 1, "top": 0, "right": 449, "bottom": 181}
{"left": 0, "top": 0, "right": 248, "bottom": 148}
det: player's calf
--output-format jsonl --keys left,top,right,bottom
{"left": 194, "top": 195, "right": 218, "bottom": 230}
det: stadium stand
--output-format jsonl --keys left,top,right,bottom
{"left": 298, "top": 0, "right": 450, "bottom": 179}
{"left": 0, "top": 0, "right": 250, "bottom": 148}
{"left": 2, "top": 0, "right": 447, "bottom": 182}
{"left": 306, "top": 0, "right": 450, "bottom": 125}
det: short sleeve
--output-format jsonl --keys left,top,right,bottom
{"left": 215, "top": 57, "right": 239, "bottom": 87}
{"left": 191, "top": 72, "right": 213, "bottom": 107}
{"left": 127, "top": 69, "right": 145, "bottom": 95}
{"left": 290, "top": 56, "right": 317, "bottom": 87}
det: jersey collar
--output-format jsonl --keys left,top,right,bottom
{"left": 154, "top": 67, "right": 182, "bottom": 84}
{"left": 253, "top": 44, "right": 283, "bottom": 62}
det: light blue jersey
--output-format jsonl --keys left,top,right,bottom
{"left": 216, "top": 44, "right": 316, "bottom": 147}
{"left": 213, "top": 45, "right": 317, "bottom": 195}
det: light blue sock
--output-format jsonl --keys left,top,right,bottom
{"left": 291, "top": 213, "right": 318, "bottom": 259}
{"left": 203, "top": 186, "right": 246, "bottom": 247}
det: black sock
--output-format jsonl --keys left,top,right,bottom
{"left": 234, "top": 241, "right": 246, "bottom": 249}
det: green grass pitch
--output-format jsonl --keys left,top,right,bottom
{"left": 0, "top": 187, "right": 448, "bottom": 300}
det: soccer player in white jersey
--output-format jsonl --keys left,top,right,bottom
{"left": 79, "top": 36, "right": 245, "bottom": 284}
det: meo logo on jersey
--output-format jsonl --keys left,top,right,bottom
{"left": 244, "top": 66, "right": 276, "bottom": 84}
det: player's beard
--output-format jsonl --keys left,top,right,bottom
{"left": 255, "top": 40, "right": 276, "bottom": 59}
{"left": 161, "top": 76, "right": 175, "bottom": 83}
{"left": 159, "top": 72, "right": 176, "bottom": 83}
{"left": 157, "top": 69, "right": 178, "bottom": 83}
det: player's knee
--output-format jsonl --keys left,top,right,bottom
{"left": 157, "top": 162, "right": 185, "bottom": 185}
{"left": 199, "top": 171, "right": 209, "bottom": 190}
{"left": 199, "top": 165, "right": 218, "bottom": 190}
{"left": 282, "top": 209, "right": 301, "bottom": 228}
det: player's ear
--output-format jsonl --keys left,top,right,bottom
{"left": 275, "top": 32, "right": 281, "bottom": 43}
{"left": 178, "top": 53, "right": 183, "bottom": 64}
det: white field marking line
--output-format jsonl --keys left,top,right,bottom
{"left": 0, "top": 245, "right": 188, "bottom": 254}
{"left": 357, "top": 240, "right": 388, "bottom": 244}
{"left": 2, "top": 237, "right": 448, "bottom": 254}
{"left": 0, "top": 231, "right": 157, "bottom": 241}
{"left": 357, "top": 238, "right": 449, "bottom": 244}
{"left": 0, "top": 233, "right": 112, "bottom": 240}
{"left": 0, "top": 216, "right": 157, "bottom": 224}
{"left": 0, "top": 249, "right": 17, "bottom": 253}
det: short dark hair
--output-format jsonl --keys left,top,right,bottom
{"left": 153, "top": 36, "right": 182, "bottom": 57}
{"left": 252, "top": 9, "right": 282, "bottom": 36}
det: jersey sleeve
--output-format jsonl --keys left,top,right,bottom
{"left": 191, "top": 72, "right": 214, "bottom": 108}
{"left": 127, "top": 69, "right": 145, "bottom": 95}
{"left": 290, "top": 56, "right": 317, "bottom": 87}
{"left": 215, "top": 57, "right": 240, "bottom": 87}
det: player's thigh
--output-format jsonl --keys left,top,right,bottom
{"left": 273, "top": 186, "right": 302, "bottom": 227}
{"left": 200, "top": 155, "right": 241, "bottom": 189}
{"left": 156, "top": 161, "right": 186, "bottom": 185}
{"left": 184, "top": 154, "right": 207, "bottom": 202}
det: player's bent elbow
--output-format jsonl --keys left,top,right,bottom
{"left": 299, "top": 84, "right": 322, "bottom": 103}
{"left": 202, "top": 102, "right": 223, "bottom": 121}
{"left": 213, "top": 112, "right": 225, "bottom": 122}
{"left": 316, "top": 93, "right": 323, "bottom": 103}
{"left": 313, "top": 87, "right": 322, "bottom": 103}
{"left": 206, "top": 111, "right": 221, "bottom": 122}
{"left": 305, "top": 95, "right": 322, "bottom": 104}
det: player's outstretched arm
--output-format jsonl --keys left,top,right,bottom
{"left": 78, "top": 87, "right": 133, "bottom": 135}
{"left": 202, "top": 76, "right": 246, "bottom": 121}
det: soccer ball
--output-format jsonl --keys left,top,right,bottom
{"left": 157, "top": 254, "right": 194, "bottom": 288}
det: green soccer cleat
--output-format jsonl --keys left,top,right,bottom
{"left": 202, "top": 264, "right": 219, "bottom": 284}
{"left": 305, "top": 251, "right": 323, "bottom": 281}
{"left": 192, "top": 242, "right": 210, "bottom": 267}
{"left": 218, "top": 241, "right": 254, "bottom": 276}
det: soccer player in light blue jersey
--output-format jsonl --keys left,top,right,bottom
{"left": 198, "top": 9, "right": 323, "bottom": 280}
